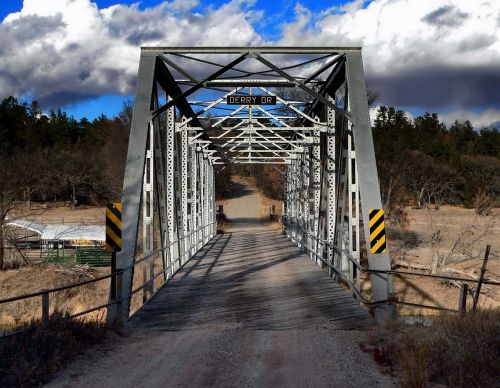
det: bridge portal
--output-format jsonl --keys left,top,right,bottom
{"left": 108, "top": 47, "right": 394, "bottom": 324}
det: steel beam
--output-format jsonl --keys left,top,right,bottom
{"left": 143, "top": 47, "right": 361, "bottom": 54}
{"left": 345, "top": 51, "right": 394, "bottom": 320}
{"left": 107, "top": 53, "right": 156, "bottom": 325}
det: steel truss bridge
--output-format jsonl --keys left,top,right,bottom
{"left": 3, "top": 46, "right": 499, "bottom": 349}
{"left": 105, "top": 46, "right": 394, "bottom": 324}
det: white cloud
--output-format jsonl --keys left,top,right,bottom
{"left": 0, "top": 0, "right": 263, "bottom": 106}
{"left": 278, "top": 0, "right": 500, "bottom": 75}
{"left": 439, "top": 108, "right": 500, "bottom": 129}
{"left": 277, "top": 0, "right": 500, "bottom": 109}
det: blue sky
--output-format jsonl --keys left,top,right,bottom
{"left": 1, "top": 0, "right": 499, "bottom": 128}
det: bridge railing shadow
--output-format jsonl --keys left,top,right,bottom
{"left": 130, "top": 229, "right": 375, "bottom": 331}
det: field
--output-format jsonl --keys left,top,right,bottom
{"left": 387, "top": 206, "right": 500, "bottom": 314}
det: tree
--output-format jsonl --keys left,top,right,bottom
{"left": 118, "top": 99, "right": 134, "bottom": 130}
{"left": 460, "top": 155, "right": 500, "bottom": 211}
{"left": 401, "top": 150, "right": 462, "bottom": 208}
{"left": 56, "top": 149, "right": 104, "bottom": 208}
{"left": 0, "top": 151, "right": 26, "bottom": 269}
{"left": 475, "top": 128, "right": 500, "bottom": 158}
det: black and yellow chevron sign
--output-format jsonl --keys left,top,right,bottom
{"left": 369, "top": 209, "right": 386, "bottom": 254}
{"left": 106, "top": 203, "right": 122, "bottom": 253}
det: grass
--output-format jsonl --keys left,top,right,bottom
{"left": 0, "top": 311, "right": 108, "bottom": 387}
{"left": 0, "top": 263, "right": 110, "bottom": 328}
{"left": 372, "top": 309, "right": 500, "bottom": 387}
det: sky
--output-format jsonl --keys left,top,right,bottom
{"left": 0, "top": 0, "right": 499, "bottom": 128}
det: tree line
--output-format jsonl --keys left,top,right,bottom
{"left": 373, "top": 106, "right": 500, "bottom": 219}
{"left": 2, "top": 95, "right": 498, "bottom": 213}
{"left": 0, "top": 96, "right": 131, "bottom": 209}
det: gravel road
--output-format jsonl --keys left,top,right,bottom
{"left": 221, "top": 177, "right": 270, "bottom": 232}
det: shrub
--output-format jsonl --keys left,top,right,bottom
{"left": 373, "top": 309, "right": 500, "bottom": 387}
{"left": 0, "top": 311, "right": 108, "bottom": 387}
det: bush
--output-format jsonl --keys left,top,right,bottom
{"left": 0, "top": 311, "right": 108, "bottom": 387}
{"left": 374, "top": 310, "right": 500, "bottom": 387}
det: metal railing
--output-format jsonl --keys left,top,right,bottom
{"left": 0, "top": 222, "right": 217, "bottom": 337}
{"left": 283, "top": 217, "right": 500, "bottom": 314}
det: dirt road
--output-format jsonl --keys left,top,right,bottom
{"left": 219, "top": 176, "right": 271, "bottom": 232}
{"left": 49, "top": 179, "right": 393, "bottom": 387}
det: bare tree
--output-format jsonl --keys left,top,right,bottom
{"left": 0, "top": 151, "right": 25, "bottom": 269}
{"left": 57, "top": 149, "right": 103, "bottom": 208}
{"left": 118, "top": 99, "right": 134, "bottom": 130}
{"left": 461, "top": 155, "right": 500, "bottom": 214}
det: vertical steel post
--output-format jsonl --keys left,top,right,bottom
{"left": 153, "top": 117, "right": 169, "bottom": 280}
{"left": 210, "top": 163, "right": 216, "bottom": 236}
{"left": 311, "top": 127, "right": 321, "bottom": 265}
{"left": 166, "top": 104, "right": 176, "bottom": 275}
{"left": 202, "top": 158, "right": 208, "bottom": 243}
{"left": 326, "top": 96, "right": 336, "bottom": 276}
{"left": 190, "top": 146, "right": 198, "bottom": 254}
{"left": 290, "top": 161, "right": 297, "bottom": 241}
{"left": 181, "top": 124, "right": 189, "bottom": 264}
{"left": 108, "top": 52, "right": 156, "bottom": 325}
{"left": 284, "top": 165, "right": 291, "bottom": 235}
{"left": 346, "top": 51, "right": 394, "bottom": 320}
{"left": 296, "top": 156, "right": 304, "bottom": 248}
{"left": 142, "top": 122, "right": 154, "bottom": 301}
{"left": 346, "top": 121, "right": 361, "bottom": 285}
{"left": 302, "top": 149, "right": 311, "bottom": 252}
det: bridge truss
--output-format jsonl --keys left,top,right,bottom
{"left": 109, "top": 47, "right": 394, "bottom": 323}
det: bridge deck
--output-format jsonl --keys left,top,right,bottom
{"left": 131, "top": 229, "right": 374, "bottom": 331}
{"left": 50, "top": 229, "right": 393, "bottom": 387}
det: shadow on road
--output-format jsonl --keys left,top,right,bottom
{"left": 218, "top": 180, "right": 254, "bottom": 200}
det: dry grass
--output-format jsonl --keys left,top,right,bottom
{"left": 0, "top": 311, "right": 108, "bottom": 387}
{"left": 0, "top": 263, "right": 110, "bottom": 328}
{"left": 372, "top": 309, "right": 500, "bottom": 387}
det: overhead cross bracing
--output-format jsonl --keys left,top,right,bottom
{"left": 152, "top": 49, "right": 350, "bottom": 166}
{"left": 109, "top": 47, "right": 394, "bottom": 325}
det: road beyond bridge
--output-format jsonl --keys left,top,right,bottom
{"left": 50, "top": 189, "right": 393, "bottom": 386}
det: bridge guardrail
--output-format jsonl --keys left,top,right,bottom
{"left": 0, "top": 222, "right": 217, "bottom": 337}
{"left": 283, "top": 217, "right": 500, "bottom": 314}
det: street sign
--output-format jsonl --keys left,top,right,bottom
{"left": 226, "top": 95, "right": 276, "bottom": 105}
{"left": 106, "top": 203, "right": 122, "bottom": 252}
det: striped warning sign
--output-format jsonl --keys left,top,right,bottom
{"left": 106, "top": 203, "right": 122, "bottom": 252}
{"left": 369, "top": 209, "right": 386, "bottom": 254}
